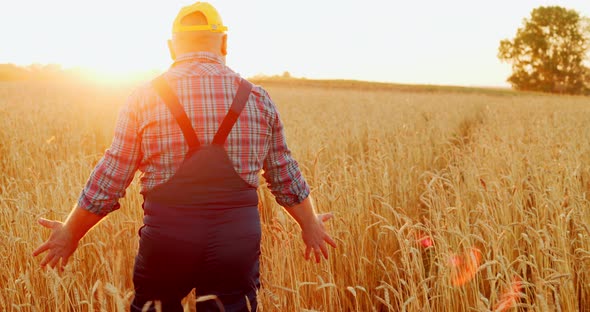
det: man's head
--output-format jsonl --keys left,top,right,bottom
{"left": 168, "top": 2, "right": 228, "bottom": 61}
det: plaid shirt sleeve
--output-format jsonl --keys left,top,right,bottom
{"left": 261, "top": 92, "right": 310, "bottom": 208}
{"left": 77, "top": 92, "right": 142, "bottom": 216}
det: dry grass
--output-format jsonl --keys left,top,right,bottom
{"left": 1, "top": 80, "right": 589, "bottom": 311}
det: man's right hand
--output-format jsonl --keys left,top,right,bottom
{"left": 284, "top": 197, "right": 337, "bottom": 263}
{"left": 301, "top": 213, "right": 337, "bottom": 263}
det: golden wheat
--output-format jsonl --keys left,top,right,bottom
{"left": 1, "top": 81, "right": 589, "bottom": 311}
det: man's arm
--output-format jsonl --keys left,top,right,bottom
{"left": 76, "top": 94, "right": 143, "bottom": 216}
{"left": 33, "top": 91, "right": 143, "bottom": 270}
{"left": 261, "top": 91, "right": 336, "bottom": 262}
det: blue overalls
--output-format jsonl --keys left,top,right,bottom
{"left": 130, "top": 76, "right": 260, "bottom": 312}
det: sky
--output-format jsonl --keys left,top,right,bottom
{"left": 1, "top": 0, "right": 589, "bottom": 87}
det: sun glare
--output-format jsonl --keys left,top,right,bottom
{"left": 1, "top": 0, "right": 172, "bottom": 85}
{"left": 84, "top": 64, "right": 154, "bottom": 83}
{"left": 62, "top": 57, "right": 165, "bottom": 84}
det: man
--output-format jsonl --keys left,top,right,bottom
{"left": 32, "top": 2, "right": 336, "bottom": 311}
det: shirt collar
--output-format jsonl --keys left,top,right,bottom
{"left": 173, "top": 52, "right": 225, "bottom": 67}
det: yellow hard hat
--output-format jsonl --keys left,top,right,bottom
{"left": 172, "top": 2, "right": 228, "bottom": 34}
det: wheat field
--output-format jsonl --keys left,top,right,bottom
{"left": 1, "top": 80, "right": 589, "bottom": 311}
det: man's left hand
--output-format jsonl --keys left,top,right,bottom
{"left": 32, "top": 219, "right": 79, "bottom": 271}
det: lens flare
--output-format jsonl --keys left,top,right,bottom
{"left": 449, "top": 247, "right": 482, "bottom": 286}
{"left": 493, "top": 276, "right": 524, "bottom": 311}
{"left": 416, "top": 231, "right": 434, "bottom": 248}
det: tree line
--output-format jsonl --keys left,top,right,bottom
{"left": 0, "top": 63, "right": 83, "bottom": 81}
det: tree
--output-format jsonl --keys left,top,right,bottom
{"left": 281, "top": 71, "right": 292, "bottom": 79}
{"left": 498, "top": 6, "right": 590, "bottom": 94}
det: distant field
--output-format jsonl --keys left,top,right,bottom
{"left": 250, "top": 77, "right": 520, "bottom": 96}
{"left": 1, "top": 79, "right": 589, "bottom": 311}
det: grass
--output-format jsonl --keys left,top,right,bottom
{"left": 0, "top": 79, "right": 589, "bottom": 311}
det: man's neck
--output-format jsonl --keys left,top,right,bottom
{"left": 174, "top": 51, "right": 226, "bottom": 66}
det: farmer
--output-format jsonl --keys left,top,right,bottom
{"left": 32, "top": 2, "right": 336, "bottom": 311}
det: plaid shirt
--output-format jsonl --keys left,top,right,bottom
{"left": 78, "top": 52, "right": 310, "bottom": 216}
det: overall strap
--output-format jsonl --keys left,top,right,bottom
{"left": 152, "top": 76, "right": 201, "bottom": 151}
{"left": 212, "top": 79, "right": 253, "bottom": 145}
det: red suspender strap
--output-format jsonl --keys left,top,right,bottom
{"left": 152, "top": 75, "right": 201, "bottom": 151}
{"left": 212, "top": 79, "right": 253, "bottom": 145}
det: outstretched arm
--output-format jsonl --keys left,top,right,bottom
{"left": 33, "top": 91, "right": 142, "bottom": 270}
{"left": 32, "top": 206, "right": 103, "bottom": 270}
{"left": 260, "top": 90, "right": 336, "bottom": 263}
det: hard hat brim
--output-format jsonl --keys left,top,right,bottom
{"left": 174, "top": 24, "right": 228, "bottom": 33}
